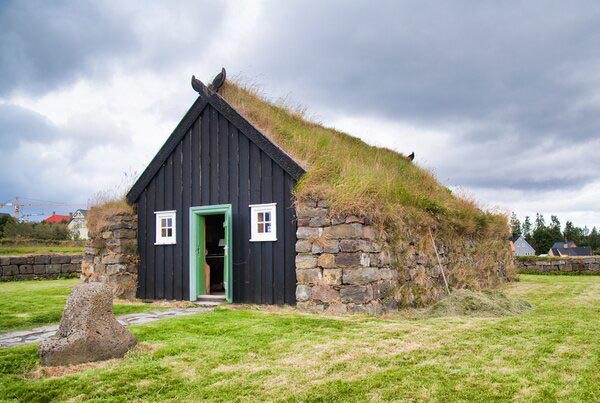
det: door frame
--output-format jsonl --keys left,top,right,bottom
{"left": 189, "top": 204, "right": 233, "bottom": 302}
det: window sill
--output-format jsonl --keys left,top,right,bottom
{"left": 250, "top": 238, "right": 277, "bottom": 242}
{"left": 155, "top": 241, "right": 176, "bottom": 245}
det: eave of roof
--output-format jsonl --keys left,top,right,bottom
{"left": 126, "top": 77, "right": 305, "bottom": 203}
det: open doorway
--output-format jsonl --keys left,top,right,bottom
{"left": 203, "top": 214, "right": 225, "bottom": 296}
{"left": 190, "top": 204, "right": 232, "bottom": 302}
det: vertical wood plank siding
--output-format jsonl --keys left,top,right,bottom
{"left": 136, "top": 106, "right": 298, "bottom": 304}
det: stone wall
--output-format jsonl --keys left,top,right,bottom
{"left": 516, "top": 257, "right": 600, "bottom": 274}
{"left": 397, "top": 236, "right": 514, "bottom": 307}
{"left": 295, "top": 200, "right": 514, "bottom": 314}
{"left": 295, "top": 200, "right": 397, "bottom": 314}
{"left": 82, "top": 212, "right": 138, "bottom": 298}
{"left": 0, "top": 254, "right": 81, "bottom": 281}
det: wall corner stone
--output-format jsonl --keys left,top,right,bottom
{"left": 82, "top": 211, "right": 138, "bottom": 299}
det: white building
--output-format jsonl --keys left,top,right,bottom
{"left": 68, "top": 209, "right": 89, "bottom": 240}
{"left": 513, "top": 236, "right": 535, "bottom": 256}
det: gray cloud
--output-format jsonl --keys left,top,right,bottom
{"left": 1, "top": 1, "right": 600, "bottom": 224}
{"left": 0, "top": 102, "right": 134, "bottom": 216}
{"left": 234, "top": 1, "right": 600, "bottom": 192}
{"left": 0, "top": 104, "right": 57, "bottom": 146}
{"left": 0, "top": 0, "right": 138, "bottom": 96}
{"left": 248, "top": 1, "right": 600, "bottom": 124}
{"left": 0, "top": 0, "right": 226, "bottom": 97}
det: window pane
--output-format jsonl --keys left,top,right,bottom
{"left": 162, "top": 228, "right": 167, "bottom": 237}
{"left": 167, "top": 228, "right": 172, "bottom": 237}
{"left": 258, "top": 223, "right": 264, "bottom": 233}
{"left": 265, "top": 223, "right": 272, "bottom": 233}
{"left": 167, "top": 218, "right": 172, "bottom": 227}
{"left": 161, "top": 218, "right": 167, "bottom": 228}
{"left": 264, "top": 212, "right": 271, "bottom": 222}
{"left": 258, "top": 212, "right": 264, "bottom": 222}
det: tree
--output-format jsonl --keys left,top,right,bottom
{"left": 534, "top": 213, "right": 546, "bottom": 231}
{"left": 589, "top": 227, "right": 600, "bottom": 252}
{"left": 531, "top": 213, "right": 554, "bottom": 254}
{"left": 563, "top": 221, "right": 585, "bottom": 245}
{"left": 0, "top": 214, "right": 15, "bottom": 238}
{"left": 563, "top": 221, "right": 574, "bottom": 242}
{"left": 1, "top": 220, "right": 69, "bottom": 240}
{"left": 548, "top": 215, "right": 562, "bottom": 243}
{"left": 522, "top": 216, "right": 533, "bottom": 241}
{"left": 579, "top": 226, "right": 590, "bottom": 246}
{"left": 510, "top": 212, "right": 522, "bottom": 240}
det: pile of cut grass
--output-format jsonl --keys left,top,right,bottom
{"left": 220, "top": 81, "right": 507, "bottom": 237}
{"left": 426, "top": 289, "right": 533, "bottom": 318}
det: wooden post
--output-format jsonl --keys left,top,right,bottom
{"left": 429, "top": 227, "right": 451, "bottom": 295}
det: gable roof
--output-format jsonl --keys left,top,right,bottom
{"left": 515, "top": 236, "right": 535, "bottom": 249}
{"left": 551, "top": 241, "right": 576, "bottom": 249}
{"left": 126, "top": 77, "right": 305, "bottom": 203}
{"left": 514, "top": 236, "right": 535, "bottom": 255}
{"left": 44, "top": 213, "right": 71, "bottom": 224}
{"left": 71, "top": 209, "right": 88, "bottom": 219}
{"left": 550, "top": 247, "right": 592, "bottom": 257}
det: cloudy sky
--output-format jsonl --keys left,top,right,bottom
{"left": 1, "top": 0, "right": 599, "bottom": 228}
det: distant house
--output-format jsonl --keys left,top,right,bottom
{"left": 548, "top": 241, "right": 592, "bottom": 257}
{"left": 68, "top": 209, "right": 89, "bottom": 240}
{"left": 513, "top": 236, "right": 535, "bottom": 256}
{"left": 43, "top": 212, "right": 71, "bottom": 224}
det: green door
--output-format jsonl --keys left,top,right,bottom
{"left": 189, "top": 204, "right": 233, "bottom": 302}
{"left": 223, "top": 213, "right": 233, "bottom": 303}
{"left": 196, "top": 215, "right": 206, "bottom": 296}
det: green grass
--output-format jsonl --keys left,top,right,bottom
{"left": 1, "top": 275, "right": 599, "bottom": 402}
{"left": 0, "top": 246, "right": 85, "bottom": 255}
{"left": 0, "top": 279, "right": 162, "bottom": 333}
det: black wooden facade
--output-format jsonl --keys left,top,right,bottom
{"left": 126, "top": 77, "right": 305, "bottom": 304}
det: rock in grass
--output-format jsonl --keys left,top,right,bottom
{"left": 39, "top": 283, "right": 136, "bottom": 366}
{"left": 426, "top": 289, "right": 533, "bottom": 318}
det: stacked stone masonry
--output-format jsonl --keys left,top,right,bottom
{"left": 295, "top": 200, "right": 514, "bottom": 314}
{"left": 516, "top": 257, "right": 600, "bottom": 274}
{"left": 82, "top": 212, "right": 138, "bottom": 299}
{"left": 0, "top": 254, "right": 82, "bottom": 281}
{"left": 295, "top": 200, "right": 397, "bottom": 315}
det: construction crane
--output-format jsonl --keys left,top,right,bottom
{"left": 0, "top": 197, "right": 83, "bottom": 221}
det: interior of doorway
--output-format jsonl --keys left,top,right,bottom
{"left": 203, "top": 214, "right": 225, "bottom": 296}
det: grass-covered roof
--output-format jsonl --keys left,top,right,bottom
{"left": 219, "top": 81, "right": 507, "bottom": 238}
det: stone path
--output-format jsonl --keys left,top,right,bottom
{"left": 0, "top": 307, "right": 213, "bottom": 348}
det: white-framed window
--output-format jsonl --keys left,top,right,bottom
{"left": 250, "top": 203, "right": 277, "bottom": 242}
{"left": 155, "top": 210, "right": 176, "bottom": 245}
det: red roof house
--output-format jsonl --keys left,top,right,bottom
{"left": 43, "top": 212, "right": 71, "bottom": 224}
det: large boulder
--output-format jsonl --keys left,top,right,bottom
{"left": 39, "top": 282, "right": 137, "bottom": 366}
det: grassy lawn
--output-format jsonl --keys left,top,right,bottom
{"left": 1, "top": 275, "right": 599, "bottom": 402}
{"left": 0, "top": 246, "right": 85, "bottom": 255}
{"left": 0, "top": 279, "right": 163, "bottom": 333}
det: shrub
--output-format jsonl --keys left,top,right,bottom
{"left": 1, "top": 221, "right": 70, "bottom": 240}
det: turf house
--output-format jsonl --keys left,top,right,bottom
{"left": 116, "top": 69, "right": 515, "bottom": 314}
